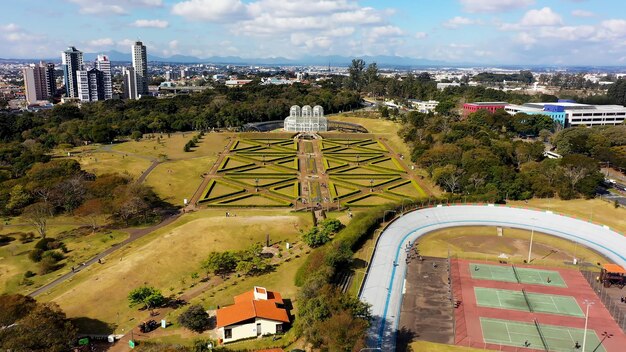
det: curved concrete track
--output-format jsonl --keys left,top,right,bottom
{"left": 359, "top": 204, "right": 626, "bottom": 350}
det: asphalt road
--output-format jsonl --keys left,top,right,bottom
{"left": 359, "top": 205, "right": 626, "bottom": 351}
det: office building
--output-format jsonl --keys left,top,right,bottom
{"left": 504, "top": 102, "right": 626, "bottom": 127}
{"left": 22, "top": 62, "right": 55, "bottom": 103}
{"left": 123, "top": 67, "right": 138, "bottom": 100}
{"left": 463, "top": 102, "right": 508, "bottom": 116}
{"left": 95, "top": 55, "right": 112, "bottom": 100}
{"left": 165, "top": 70, "right": 179, "bottom": 81}
{"left": 62, "top": 46, "right": 84, "bottom": 98}
{"left": 76, "top": 68, "right": 105, "bottom": 102}
{"left": 131, "top": 41, "right": 148, "bottom": 95}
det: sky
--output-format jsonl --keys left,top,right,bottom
{"left": 1, "top": 0, "right": 626, "bottom": 65}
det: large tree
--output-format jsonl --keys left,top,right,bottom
{"left": 127, "top": 286, "right": 165, "bottom": 310}
{"left": 0, "top": 294, "right": 77, "bottom": 352}
{"left": 177, "top": 304, "right": 210, "bottom": 333}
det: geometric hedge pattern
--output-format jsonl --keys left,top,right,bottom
{"left": 199, "top": 137, "right": 427, "bottom": 208}
{"left": 322, "top": 139, "right": 427, "bottom": 207}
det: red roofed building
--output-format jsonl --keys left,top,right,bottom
{"left": 216, "top": 287, "right": 290, "bottom": 343}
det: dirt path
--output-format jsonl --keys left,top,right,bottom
{"left": 28, "top": 213, "right": 183, "bottom": 298}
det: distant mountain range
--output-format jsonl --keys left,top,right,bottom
{"left": 81, "top": 51, "right": 450, "bottom": 67}
{"left": 0, "top": 50, "right": 448, "bottom": 67}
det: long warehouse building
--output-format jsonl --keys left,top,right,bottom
{"left": 505, "top": 101, "right": 626, "bottom": 127}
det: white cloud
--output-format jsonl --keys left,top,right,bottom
{"left": 67, "top": 0, "right": 163, "bottom": 15}
{"left": 460, "top": 0, "right": 534, "bottom": 13}
{"left": 443, "top": 16, "right": 479, "bottom": 28}
{"left": 414, "top": 32, "right": 428, "bottom": 39}
{"left": 171, "top": 0, "right": 249, "bottom": 21}
{"left": 520, "top": 7, "right": 562, "bottom": 27}
{"left": 571, "top": 9, "right": 594, "bottom": 18}
{"left": 2, "top": 23, "right": 19, "bottom": 31}
{"left": 88, "top": 38, "right": 114, "bottom": 47}
{"left": 131, "top": 19, "right": 169, "bottom": 28}
{"left": 516, "top": 32, "right": 537, "bottom": 48}
{"left": 169, "top": 40, "right": 179, "bottom": 49}
{"left": 1, "top": 23, "right": 45, "bottom": 43}
{"left": 369, "top": 25, "right": 404, "bottom": 38}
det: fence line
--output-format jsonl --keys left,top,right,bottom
{"left": 581, "top": 270, "right": 626, "bottom": 334}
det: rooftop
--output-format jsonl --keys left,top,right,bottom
{"left": 216, "top": 288, "right": 289, "bottom": 328}
{"left": 466, "top": 102, "right": 508, "bottom": 106}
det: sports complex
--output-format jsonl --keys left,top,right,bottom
{"left": 360, "top": 205, "right": 626, "bottom": 351}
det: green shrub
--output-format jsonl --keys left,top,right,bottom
{"left": 29, "top": 249, "right": 44, "bottom": 262}
{"left": 302, "top": 227, "right": 330, "bottom": 248}
{"left": 24, "top": 270, "right": 35, "bottom": 278}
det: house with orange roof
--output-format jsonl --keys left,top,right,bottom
{"left": 216, "top": 286, "right": 290, "bottom": 343}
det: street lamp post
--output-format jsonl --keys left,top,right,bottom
{"left": 582, "top": 300, "right": 596, "bottom": 352}
{"left": 370, "top": 179, "right": 374, "bottom": 192}
{"left": 527, "top": 229, "right": 534, "bottom": 263}
{"left": 255, "top": 178, "right": 259, "bottom": 192}
{"left": 593, "top": 331, "right": 613, "bottom": 352}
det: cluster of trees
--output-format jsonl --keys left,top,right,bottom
{"left": 201, "top": 243, "right": 272, "bottom": 279}
{"left": 0, "top": 155, "right": 170, "bottom": 228}
{"left": 184, "top": 131, "right": 204, "bottom": 152}
{"left": 0, "top": 83, "right": 361, "bottom": 148}
{"left": 554, "top": 125, "right": 626, "bottom": 170}
{"left": 401, "top": 109, "right": 604, "bottom": 200}
{"left": 473, "top": 70, "right": 534, "bottom": 84}
{"left": 293, "top": 208, "right": 395, "bottom": 350}
{"left": 302, "top": 218, "right": 343, "bottom": 248}
{"left": 0, "top": 294, "right": 77, "bottom": 351}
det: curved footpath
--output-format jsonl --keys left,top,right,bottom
{"left": 359, "top": 204, "right": 626, "bottom": 350}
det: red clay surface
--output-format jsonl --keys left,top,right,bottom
{"left": 451, "top": 259, "right": 626, "bottom": 351}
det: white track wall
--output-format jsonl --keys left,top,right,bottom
{"left": 359, "top": 205, "right": 626, "bottom": 350}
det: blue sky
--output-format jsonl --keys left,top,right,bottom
{"left": 2, "top": 0, "right": 626, "bottom": 65}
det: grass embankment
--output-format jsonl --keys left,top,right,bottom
{"left": 41, "top": 209, "right": 313, "bottom": 334}
{"left": 0, "top": 217, "right": 128, "bottom": 294}
{"left": 144, "top": 156, "right": 214, "bottom": 204}
{"left": 509, "top": 198, "right": 626, "bottom": 233}
{"left": 418, "top": 226, "right": 607, "bottom": 269}
{"left": 111, "top": 132, "right": 230, "bottom": 161}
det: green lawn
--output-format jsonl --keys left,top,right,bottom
{"left": 41, "top": 209, "right": 313, "bottom": 334}
{"left": 144, "top": 156, "right": 214, "bottom": 203}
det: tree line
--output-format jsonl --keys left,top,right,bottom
{"left": 400, "top": 109, "right": 605, "bottom": 200}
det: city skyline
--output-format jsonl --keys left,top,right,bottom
{"left": 2, "top": 0, "right": 626, "bottom": 65}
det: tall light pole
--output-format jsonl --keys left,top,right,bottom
{"left": 582, "top": 300, "right": 595, "bottom": 352}
{"left": 527, "top": 229, "right": 534, "bottom": 263}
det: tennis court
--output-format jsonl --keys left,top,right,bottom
{"left": 470, "top": 263, "right": 567, "bottom": 287}
{"left": 475, "top": 287, "right": 584, "bottom": 317}
{"left": 480, "top": 317, "right": 606, "bottom": 352}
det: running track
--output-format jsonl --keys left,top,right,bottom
{"left": 359, "top": 204, "right": 626, "bottom": 350}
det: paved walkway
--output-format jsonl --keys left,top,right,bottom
{"left": 29, "top": 213, "right": 182, "bottom": 297}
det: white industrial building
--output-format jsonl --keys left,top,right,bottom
{"left": 408, "top": 99, "right": 439, "bottom": 113}
{"left": 504, "top": 102, "right": 626, "bottom": 127}
{"left": 284, "top": 105, "right": 328, "bottom": 132}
